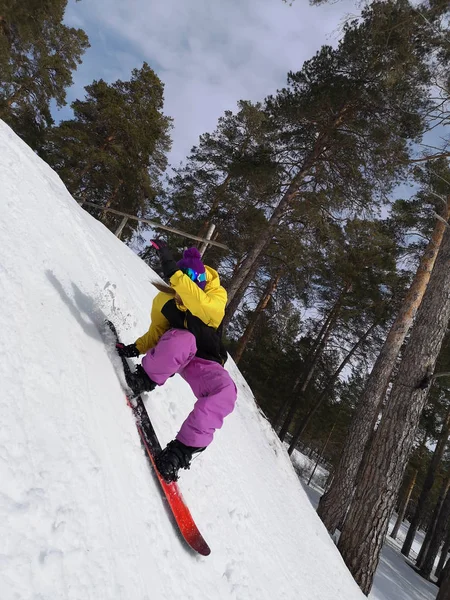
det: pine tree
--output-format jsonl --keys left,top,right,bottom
{"left": 225, "top": 0, "right": 433, "bottom": 322}
{"left": 337, "top": 223, "right": 450, "bottom": 595}
{"left": 43, "top": 63, "right": 172, "bottom": 239}
{"left": 417, "top": 468, "right": 450, "bottom": 578}
{"left": 278, "top": 217, "right": 402, "bottom": 443}
{"left": 233, "top": 268, "right": 283, "bottom": 364}
{"left": 390, "top": 467, "right": 418, "bottom": 540}
{"left": 402, "top": 402, "right": 450, "bottom": 558}
{"left": 166, "top": 100, "right": 279, "bottom": 280}
{"left": 317, "top": 159, "right": 450, "bottom": 536}
{"left": 437, "top": 559, "right": 450, "bottom": 600}
{"left": 0, "top": 0, "right": 89, "bottom": 147}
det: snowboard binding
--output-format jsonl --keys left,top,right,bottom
{"left": 155, "top": 440, "right": 205, "bottom": 482}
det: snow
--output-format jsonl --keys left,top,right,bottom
{"left": 372, "top": 540, "right": 436, "bottom": 600}
{"left": 303, "top": 482, "right": 438, "bottom": 600}
{"left": 290, "top": 445, "right": 330, "bottom": 489}
{"left": 1, "top": 119, "right": 439, "bottom": 600}
{"left": 289, "top": 445, "right": 436, "bottom": 598}
{"left": 290, "top": 447, "right": 438, "bottom": 600}
{"left": 0, "top": 119, "right": 367, "bottom": 599}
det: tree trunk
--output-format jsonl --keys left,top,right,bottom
{"left": 288, "top": 322, "right": 376, "bottom": 455}
{"left": 225, "top": 179, "right": 297, "bottom": 305}
{"left": 390, "top": 469, "right": 418, "bottom": 540}
{"left": 437, "top": 559, "right": 450, "bottom": 600}
{"left": 0, "top": 16, "right": 12, "bottom": 42}
{"left": 100, "top": 179, "right": 124, "bottom": 224}
{"left": 307, "top": 423, "right": 336, "bottom": 486}
{"left": 419, "top": 486, "right": 450, "bottom": 579}
{"left": 197, "top": 173, "right": 231, "bottom": 239}
{"left": 336, "top": 225, "right": 450, "bottom": 596}
{"left": 233, "top": 270, "right": 282, "bottom": 364}
{"left": 302, "top": 294, "right": 348, "bottom": 381}
{"left": 223, "top": 252, "right": 265, "bottom": 329}
{"left": 273, "top": 296, "right": 345, "bottom": 430}
{"left": 226, "top": 104, "right": 352, "bottom": 306}
{"left": 317, "top": 208, "right": 449, "bottom": 536}
{"left": 402, "top": 406, "right": 450, "bottom": 557}
{"left": 273, "top": 396, "right": 292, "bottom": 431}
{"left": 277, "top": 315, "right": 334, "bottom": 442}
{"left": 417, "top": 471, "right": 450, "bottom": 569}
{"left": 436, "top": 530, "right": 450, "bottom": 580}
{"left": 278, "top": 284, "right": 350, "bottom": 442}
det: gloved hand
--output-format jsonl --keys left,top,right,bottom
{"left": 149, "top": 239, "right": 167, "bottom": 251}
{"left": 116, "top": 342, "right": 140, "bottom": 358}
{"left": 150, "top": 239, "right": 178, "bottom": 279}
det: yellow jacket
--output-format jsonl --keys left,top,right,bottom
{"left": 135, "top": 266, "right": 227, "bottom": 355}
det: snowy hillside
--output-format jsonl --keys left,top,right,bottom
{"left": 0, "top": 120, "right": 365, "bottom": 600}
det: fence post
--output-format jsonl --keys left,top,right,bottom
{"left": 199, "top": 223, "right": 216, "bottom": 258}
{"left": 115, "top": 216, "right": 129, "bottom": 239}
{"left": 80, "top": 202, "right": 228, "bottom": 250}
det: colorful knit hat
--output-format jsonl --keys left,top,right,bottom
{"left": 176, "top": 247, "right": 207, "bottom": 290}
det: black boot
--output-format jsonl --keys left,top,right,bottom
{"left": 125, "top": 364, "right": 157, "bottom": 395}
{"left": 155, "top": 439, "right": 205, "bottom": 482}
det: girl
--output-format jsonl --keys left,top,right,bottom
{"left": 116, "top": 241, "right": 237, "bottom": 482}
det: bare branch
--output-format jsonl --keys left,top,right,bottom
{"left": 409, "top": 152, "right": 450, "bottom": 164}
{"left": 432, "top": 211, "right": 450, "bottom": 228}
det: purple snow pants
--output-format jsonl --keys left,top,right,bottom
{"left": 141, "top": 329, "right": 237, "bottom": 447}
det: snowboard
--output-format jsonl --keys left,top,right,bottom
{"left": 106, "top": 320, "right": 211, "bottom": 556}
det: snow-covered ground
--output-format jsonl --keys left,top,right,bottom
{"left": 303, "top": 483, "right": 438, "bottom": 600}
{"left": 290, "top": 446, "right": 330, "bottom": 489}
{"left": 0, "top": 120, "right": 368, "bottom": 599}
{"left": 1, "top": 119, "right": 440, "bottom": 600}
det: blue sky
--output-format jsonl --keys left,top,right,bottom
{"left": 58, "top": 0, "right": 361, "bottom": 168}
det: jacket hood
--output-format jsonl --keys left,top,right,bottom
{"left": 204, "top": 265, "right": 221, "bottom": 290}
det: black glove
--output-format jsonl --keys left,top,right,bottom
{"left": 150, "top": 239, "right": 178, "bottom": 279}
{"left": 116, "top": 342, "right": 140, "bottom": 358}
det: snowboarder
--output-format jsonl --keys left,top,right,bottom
{"left": 116, "top": 240, "right": 237, "bottom": 482}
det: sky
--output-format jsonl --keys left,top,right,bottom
{"left": 59, "top": 0, "right": 361, "bottom": 169}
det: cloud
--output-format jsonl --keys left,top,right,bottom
{"left": 62, "top": 0, "right": 361, "bottom": 167}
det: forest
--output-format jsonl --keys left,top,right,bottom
{"left": 2, "top": 0, "right": 450, "bottom": 596}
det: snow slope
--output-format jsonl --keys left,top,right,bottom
{"left": 0, "top": 120, "right": 365, "bottom": 600}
